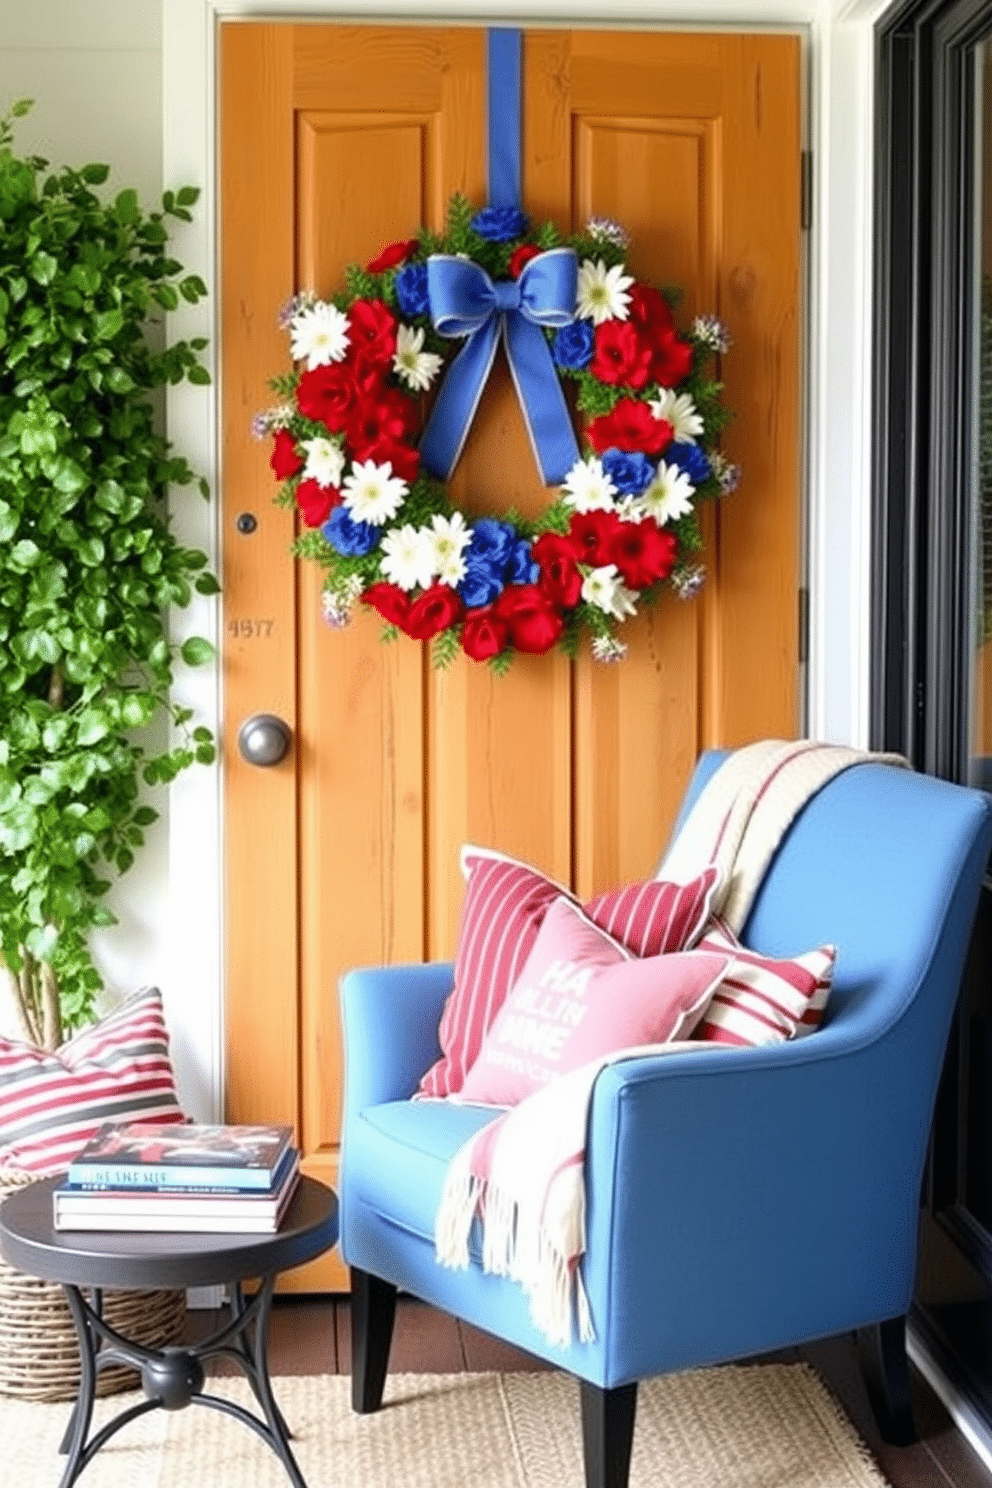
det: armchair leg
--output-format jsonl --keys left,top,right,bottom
{"left": 580, "top": 1379, "right": 638, "bottom": 1488}
{"left": 856, "top": 1317, "right": 916, "bottom": 1446}
{"left": 349, "top": 1267, "right": 398, "bottom": 1414}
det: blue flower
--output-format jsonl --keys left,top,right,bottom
{"left": 506, "top": 538, "right": 539, "bottom": 585}
{"left": 322, "top": 508, "right": 380, "bottom": 557}
{"left": 664, "top": 442, "right": 711, "bottom": 486}
{"left": 471, "top": 206, "right": 529, "bottom": 242}
{"left": 466, "top": 518, "right": 516, "bottom": 568}
{"left": 552, "top": 321, "right": 594, "bottom": 371}
{"left": 394, "top": 262, "right": 430, "bottom": 318}
{"left": 459, "top": 559, "right": 505, "bottom": 609}
{"left": 601, "top": 448, "right": 655, "bottom": 496}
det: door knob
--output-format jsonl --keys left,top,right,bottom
{"left": 237, "top": 713, "right": 291, "bottom": 767}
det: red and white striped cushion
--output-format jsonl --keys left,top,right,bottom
{"left": 0, "top": 986, "right": 184, "bottom": 1176}
{"left": 584, "top": 871, "right": 719, "bottom": 957}
{"left": 417, "top": 848, "right": 720, "bottom": 1098}
{"left": 691, "top": 917, "right": 835, "bottom": 1047}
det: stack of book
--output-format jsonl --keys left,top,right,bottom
{"left": 52, "top": 1121, "right": 300, "bottom": 1233}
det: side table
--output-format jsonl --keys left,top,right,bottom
{"left": 0, "top": 1173, "right": 338, "bottom": 1488}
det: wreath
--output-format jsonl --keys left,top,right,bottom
{"left": 258, "top": 195, "right": 739, "bottom": 670}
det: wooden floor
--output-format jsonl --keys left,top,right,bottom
{"left": 186, "top": 1294, "right": 992, "bottom": 1488}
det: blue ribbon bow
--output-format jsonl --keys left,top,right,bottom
{"left": 418, "top": 249, "right": 581, "bottom": 487}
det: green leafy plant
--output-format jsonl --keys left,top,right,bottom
{"left": 0, "top": 100, "right": 217, "bottom": 1048}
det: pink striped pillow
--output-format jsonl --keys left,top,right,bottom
{"left": 416, "top": 848, "right": 720, "bottom": 1098}
{"left": 691, "top": 917, "right": 835, "bottom": 1047}
{"left": 0, "top": 986, "right": 184, "bottom": 1176}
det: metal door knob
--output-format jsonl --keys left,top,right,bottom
{"left": 237, "top": 713, "right": 291, "bottom": 767}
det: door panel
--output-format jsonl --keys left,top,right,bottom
{"left": 220, "top": 23, "right": 802, "bottom": 1291}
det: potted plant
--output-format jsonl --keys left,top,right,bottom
{"left": 0, "top": 99, "right": 217, "bottom": 1051}
{"left": 0, "top": 99, "right": 217, "bottom": 1400}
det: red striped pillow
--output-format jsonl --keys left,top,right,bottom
{"left": 0, "top": 986, "right": 184, "bottom": 1176}
{"left": 691, "top": 917, "right": 835, "bottom": 1047}
{"left": 416, "top": 848, "right": 720, "bottom": 1098}
{"left": 584, "top": 871, "right": 720, "bottom": 957}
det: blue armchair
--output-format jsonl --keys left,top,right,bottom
{"left": 339, "top": 753, "right": 992, "bottom": 1488}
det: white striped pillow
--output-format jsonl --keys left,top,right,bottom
{"left": 691, "top": 917, "right": 835, "bottom": 1047}
{"left": 416, "top": 848, "right": 720, "bottom": 1098}
{"left": 0, "top": 986, "right": 184, "bottom": 1176}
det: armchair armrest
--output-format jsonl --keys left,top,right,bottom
{"left": 582, "top": 1018, "right": 928, "bottom": 1381}
{"left": 340, "top": 961, "right": 454, "bottom": 1115}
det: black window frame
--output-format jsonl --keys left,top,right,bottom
{"left": 872, "top": 0, "right": 992, "bottom": 775}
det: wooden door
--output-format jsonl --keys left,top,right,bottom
{"left": 220, "top": 24, "right": 802, "bottom": 1290}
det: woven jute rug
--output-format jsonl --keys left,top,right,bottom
{"left": 7, "top": 1365, "right": 890, "bottom": 1487}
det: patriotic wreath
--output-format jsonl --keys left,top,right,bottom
{"left": 258, "top": 195, "right": 739, "bottom": 670}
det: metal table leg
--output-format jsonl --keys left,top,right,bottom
{"left": 54, "top": 1274, "right": 308, "bottom": 1488}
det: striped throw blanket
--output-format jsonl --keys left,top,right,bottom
{"left": 434, "top": 739, "right": 907, "bottom": 1347}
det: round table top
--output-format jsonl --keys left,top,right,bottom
{"left": 0, "top": 1174, "right": 338, "bottom": 1291}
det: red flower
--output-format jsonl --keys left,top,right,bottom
{"left": 362, "top": 582, "right": 411, "bottom": 629}
{"left": 608, "top": 519, "right": 678, "bottom": 589}
{"left": 532, "top": 532, "right": 582, "bottom": 608}
{"left": 270, "top": 428, "right": 303, "bottom": 479}
{"left": 568, "top": 509, "right": 622, "bottom": 568}
{"left": 356, "top": 438, "right": 420, "bottom": 484}
{"left": 495, "top": 585, "right": 564, "bottom": 655}
{"left": 509, "top": 244, "right": 541, "bottom": 278}
{"left": 348, "top": 298, "right": 398, "bottom": 369}
{"left": 590, "top": 320, "right": 654, "bottom": 389}
{"left": 405, "top": 584, "right": 465, "bottom": 641}
{"left": 295, "top": 479, "right": 341, "bottom": 529}
{"left": 346, "top": 386, "right": 418, "bottom": 459}
{"left": 366, "top": 239, "right": 418, "bottom": 274}
{"left": 462, "top": 605, "right": 510, "bottom": 661}
{"left": 624, "top": 285, "right": 694, "bottom": 386}
{"left": 296, "top": 363, "right": 364, "bottom": 433}
{"left": 651, "top": 327, "right": 694, "bottom": 387}
{"left": 627, "top": 283, "right": 676, "bottom": 337}
{"left": 586, "top": 398, "right": 673, "bottom": 456}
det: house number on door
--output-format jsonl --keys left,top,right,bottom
{"left": 229, "top": 618, "right": 276, "bottom": 639}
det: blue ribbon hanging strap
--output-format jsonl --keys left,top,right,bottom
{"left": 487, "top": 28, "right": 522, "bottom": 209}
{"left": 418, "top": 249, "right": 580, "bottom": 487}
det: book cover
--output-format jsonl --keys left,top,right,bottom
{"left": 66, "top": 1121, "right": 295, "bottom": 1191}
{"left": 64, "top": 1141, "right": 298, "bottom": 1197}
{"left": 53, "top": 1164, "right": 299, "bottom": 1233}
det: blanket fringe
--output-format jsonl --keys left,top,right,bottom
{"left": 434, "top": 1167, "right": 482, "bottom": 1270}
{"left": 436, "top": 1165, "right": 594, "bottom": 1348}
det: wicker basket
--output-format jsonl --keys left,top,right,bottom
{"left": 0, "top": 1170, "right": 187, "bottom": 1401}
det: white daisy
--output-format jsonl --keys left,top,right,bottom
{"left": 393, "top": 324, "right": 444, "bottom": 392}
{"left": 634, "top": 463, "right": 696, "bottom": 526}
{"left": 301, "top": 436, "right": 346, "bottom": 489}
{"left": 427, "top": 512, "right": 472, "bottom": 587}
{"left": 581, "top": 565, "right": 638, "bottom": 620}
{"left": 379, "top": 524, "right": 436, "bottom": 592}
{"left": 575, "top": 258, "right": 634, "bottom": 325}
{"left": 561, "top": 456, "right": 617, "bottom": 513}
{"left": 341, "top": 460, "right": 408, "bottom": 526}
{"left": 290, "top": 300, "right": 350, "bottom": 369}
{"left": 649, "top": 388, "right": 704, "bottom": 443}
